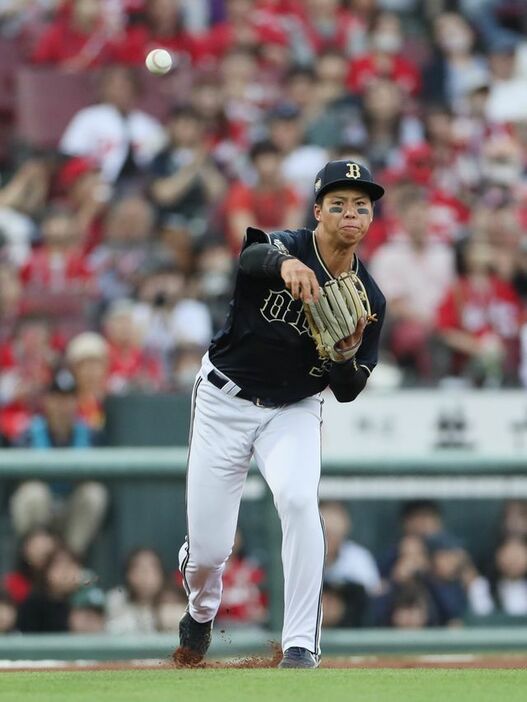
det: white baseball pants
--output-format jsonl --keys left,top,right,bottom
{"left": 179, "top": 366, "right": 325, "bottom": 654}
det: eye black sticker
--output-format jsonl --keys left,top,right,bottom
{"left": 329, "top": 206, "right": 344, "bottom": 213}
{"left": 357, "top": 207, "right": 370, "bottom": 215}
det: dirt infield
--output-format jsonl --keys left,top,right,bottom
{"left": 2, "top": 652, "right": 527, "bottom": 672}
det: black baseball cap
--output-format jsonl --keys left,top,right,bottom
{"left": 314, "top": 160, "right": 385, "bottom": 202}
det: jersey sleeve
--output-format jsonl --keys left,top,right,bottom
{"left": 242, "top": 227, "right": 300, "bottom": 257}
{"left": 355, "top": 293, "right": 386, "bottom": 375}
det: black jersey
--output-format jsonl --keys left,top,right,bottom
{"left": 209, "top": 227, "right": 386, "bottom": 404}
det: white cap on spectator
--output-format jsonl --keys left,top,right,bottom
{"left": 66, "top": 332, "right": 109, "bottom": 364}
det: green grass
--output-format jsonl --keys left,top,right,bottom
{"left": 2, "top": 669, "right": 527, "bottom": 702}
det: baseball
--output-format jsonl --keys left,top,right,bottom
{"left": 145, "top": 49, "right": 173, "bottom": 75}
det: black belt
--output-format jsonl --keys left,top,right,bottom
{"left": 207, "top": 369, "right": 285, "bottom": 409}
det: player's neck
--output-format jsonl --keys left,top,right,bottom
{"left": 314, "top": 228, "right": 357, "bottom": 277}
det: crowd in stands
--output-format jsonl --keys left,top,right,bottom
{"left": 0, "top": 2, "right": 525, "bottom": 452}
{"left": 2, "top": 499, "right": 527, "bottom": 634}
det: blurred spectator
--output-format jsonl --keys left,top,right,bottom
{"left": 68, "top": 585, "right": 106, "bottom": 633}
{"left": 131, "top": 262, "right": 212, "bottom": 362}
{"left": 188, "top": 76, "right": 245, "bottom": 178}
{"left": 31, "top": 0, "right": 118, "bottom": 70}
{"left": 370, "top": 189, "right": 455, "bottom": 382}
{"left": 266, "top": 103, "right": 328, "bottom": 201}
{"left": 422, "top": 12, "right": 488, "bottom": 110}
{"left": 435, "top": 239, "right": 522, "bottom": 386}
{"left": 9, "top": 369, "right": 108, "bottom": 556}
{"left": 20, "top": 207, "right": 95, "bottom": 300}
{"left": 485, "top": 36, "right": 527, "bottom": 124}
{"left": 168, "top": 344, "right": 204, "bottom": 393}
{"left": 106, "top": 547, "right": 166, "bottom": 633}
{"left": 198, "top": 0, "right": 289, "bottom": 67}
{"left": 426, "top": 532, "right": 493, "bottom": 624}
{"left": 89, "top": 195, "right": 155, "bottom": 306}
{"left": 156, "top": 583, "right": 187, "bottom": 632}
{"left": 0, "top": 591, "right": 17, "bottom": 634}
{"left": 292, "top": 0, "right": 368, "bottom": 63}
{"left": 16, "top": 544, "right": 85, "bottom": 632}
{"left": 500, "top": 500, "right": 527, "bottom": 541}
{"left": 216, "top": 529, "right": 267, "bottom": 625}
{"left": 0, "top": 157, "right": 52, "bottom": 267}
{"left": 389, "top": 582, "right": 434, "bottom": 629}
{"left": 102, "top": 299, "right": 165, "bottom": 393}
{"left": 378, "top": 499, "right": 444, "bottom": 578}
{"left": 111, "top": 0, "right": 201, "bottom": 67}
{"left": 3, "top": 527, "right": 58, "bottom": 605}
{"left": 149, "top": 105, "right": 226, "bottom": 236}
{"left": 490, "top": 536, "right": 527, "bottom": 615}
{"left": 0, "top": 264, "right": 22, "bottom": 343}
{"left": 54, "top": 156, "right": 111, "bottom": 255}
{"left": 224, "top": 140, "right": 303, "bottom": 253}
{"left": 66, "top": 331, "right": 109, "bottom": 432}
{"left": 360, "top": 79, "right": 423, "bottom": 170}
{"left": 320, "top": 501, "right": 381, "bottom": 596}
{"left": 347, "top": 11, "right": 421, "bottom": 97}
{"left": 59, "top": 65, "right": 166, "bottom": 185}
{"left": 321, "top": 581, "right": 368, "bottom": 628}
{"left": 303, "top": 49, "right": 361, "bottom": 150}
{"left": 194, "top": 240, "right": 235, "bottom": 331}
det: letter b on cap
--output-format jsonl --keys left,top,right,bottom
{"left": 346, "top": 163, "right": 361, "bottom": 179}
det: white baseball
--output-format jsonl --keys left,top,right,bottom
{"left": 145, "top": 49, "right": 173, "bottom": 75}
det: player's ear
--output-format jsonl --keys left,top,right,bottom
{"left": 313, "top": 200, "right": 322, "bottom": 222}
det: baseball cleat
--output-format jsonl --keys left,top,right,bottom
{"left": 278, "top": 647, "right": 320, "bottom": 669}
{"left": 176, "top": 610, "right": 213, "bottom": 665}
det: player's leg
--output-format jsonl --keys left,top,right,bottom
{"left": 253, "top": 396, "right": 325, "bottom": 658}
{"left": 179, "top": 377, "right": 256, "bottom": 626}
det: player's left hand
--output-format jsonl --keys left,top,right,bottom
{"left": 335, "top": 316, "right": 367, "bottom": 353}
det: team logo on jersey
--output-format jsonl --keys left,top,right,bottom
{"left": 260, "top": 289, "right": 310, "bottom": 335}
{"left": 272, "top": 238, "right": 289, "bottom": 255}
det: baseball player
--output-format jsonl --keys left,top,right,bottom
{"left": 177, "top": 160, "right": 385, "bottom": 668}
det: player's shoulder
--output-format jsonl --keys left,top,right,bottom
{"left": 244, "top": 226, "right": 311, "bottom": 255}
{"left": 356, "top": 256, "right": 386, "bottom": 310}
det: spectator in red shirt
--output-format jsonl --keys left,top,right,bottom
{"left": 0, "top": 316, "right": 58, "bottom": 443}
{"left": 3, "top": 528, "right": 59, "bottom": 605}
{"left": 21, "top": 207, "right": 95, "bottom": 296}
{"left": 198, "top": 0, "right": 289, "bottom": 66}
{"left": 31, "top": 0, "right": 117, "bottom": 71}
{"left": 224, "top": 140, "right": 303, "bottom": 254}
{"left": 216, "top": 529, "right": 267, "bottom": 626}
{"left": 292, "top": 0, "right": 367, "bottom": 63}
{"left": 111, "top": 0, "right": 201, "bottom": 67}
{"left": 436, "top": 239, "right": 522, "bottom": 386}
{"left": 103, "top": 299, "right": 165, "bottom": 393}
{"left": 55, "top": 156, "right": 111, "bottom": 256}
{"left": 347, "top": 12, "right": 421, "bottom": 97}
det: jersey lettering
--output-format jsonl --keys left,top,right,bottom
{"left": 260, "top": 289, "right": 310, "bottom": 335}
{"left": 309, "top": 358, "right": 332, "bottom": 377}
{"left": 346, "top": 163, "right": 361, "bottom": 179}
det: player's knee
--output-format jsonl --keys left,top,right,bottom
{"left": 275, "top": 489, "right": 316, "bottom": 517}
{"left": 191, "top": 544, "right": 231, "bottom": 571}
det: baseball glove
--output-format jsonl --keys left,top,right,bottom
{"left": 304, "top": 271, "right": 375, "bottom": 362}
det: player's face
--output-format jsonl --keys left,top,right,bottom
{"left": 315, "top": 189, "right": 373, "bottom": 248}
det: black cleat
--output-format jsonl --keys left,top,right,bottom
{"left": 177, "top": 611, "right": 213, "bottom": 664}
{"left": 278, "top": 647, "right": 320, "bottom": 669}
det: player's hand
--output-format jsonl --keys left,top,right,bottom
{"left": 280, "top": 258, "right": 320, "bottom": 303}
{"left": 335, "top": 316, "right": 367, "bottom": 352}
